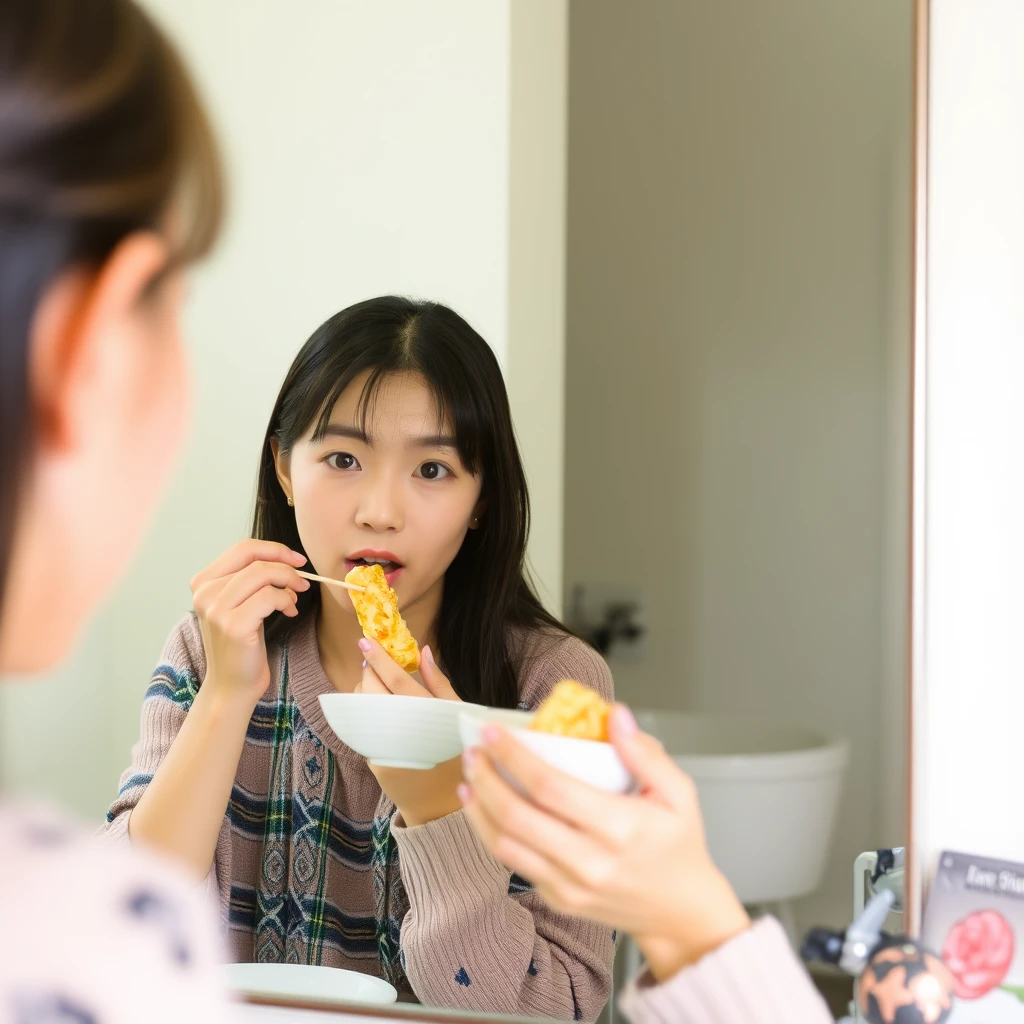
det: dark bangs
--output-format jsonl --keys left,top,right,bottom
{"left": 306, "top": 347, "right": 488, "bottom": 483}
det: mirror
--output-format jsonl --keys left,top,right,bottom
{"left": 0, "top": 1, "right": 916, "bottom": 1021}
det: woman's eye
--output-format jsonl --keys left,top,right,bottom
{"left": 416, "top": 461, "right": 450, "bottom": 481}
{"left": 327, "top": 452, "right": 360, "bottom": 471}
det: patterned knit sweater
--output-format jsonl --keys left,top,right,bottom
{"left": 100, "top": 613, "right": 615, "bottom": 1021}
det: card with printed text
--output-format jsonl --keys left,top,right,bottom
{"left": 921, "top": 850, "right": 1024, "bottom": 1022}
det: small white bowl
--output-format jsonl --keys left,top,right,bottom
{"left": 319, "top": 693, "right": 482, "bottom": 769}
{"left": 224, "top": 962, "right": 397, "bottom": 1006}
{"left": 458, "top": 706, "right": 634, "bottom": 793}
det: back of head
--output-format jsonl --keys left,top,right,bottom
{"left": 0, "top": 0, "right": 223, "bottom": 656}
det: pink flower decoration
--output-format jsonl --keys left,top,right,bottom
{"left": 942, "top": 910, "right": 1015, "bottom": 1000}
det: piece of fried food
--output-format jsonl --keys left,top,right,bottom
{"left": 530, "top": 679, "right": 611, "bottom": 741}
{"left": 345, "top": 563, "right": 420, "bottom": 672}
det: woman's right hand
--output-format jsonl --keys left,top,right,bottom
{"left": 127, "top": 539, "right": 309, "bottom": 878}
{"left": 460, "top": 705, "right": 751, "bottom": 982}
{"left": 190, "top": 539, "right": 309, "bottom": 707}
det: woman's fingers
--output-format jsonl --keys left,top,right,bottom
{"left": 460, "top": 765, "right": 556, "bottom": 878}
{"left": 218, "top": 585, "right": 300, "bottom": 638}
{"left": 193, "top": 560, "right": 308, "bottom": 625}
{"left": 462, "top": 748, "right": 613, "bottom": 885}
{"left": 190, "top": 573, "right": 230, "bottom": 617}
{"left": 356, "top": 662, "right": 390, "bottom": 695}
{"left": 461, "top": 785, "right": 576, "bottom": 888}
{"left": 358, "top": 637, "right": 430, "bottom": 697}
{"left": 190, "top": 539, "right": 305, "bottom": 592}
{"left": 461, "top": 791, "right": 598, "bottom": 919}
{"left": 478, "top": 726, "right": 633, "bottom": 840}
{"left": 418, "top": 646, "right": 460, "bottom": 701}
{"left": 607, "top": 705, "right": 697, "bottom": 814}
{"left": 214, "top": 560, "right": 310, "bottom": 611}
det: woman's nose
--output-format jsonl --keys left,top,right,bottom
{"left": 355, "top": 475, "right": 404, "bottom": 532}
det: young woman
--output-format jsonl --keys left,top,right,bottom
{"left": 0, "top": 0, "right": 231, "bottom": 1019}
{"left": 103, "top": 297, "right": 617, "bottom": 1020}
{"left": 460, "top": 707, "right": 834, "bottom": 1024}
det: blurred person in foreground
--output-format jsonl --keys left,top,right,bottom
{"left": 0, "top": 0, "right": 231, "bottom": 1019}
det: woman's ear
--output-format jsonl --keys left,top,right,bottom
{"left": 271, "top": 437, "right": 294, "bottom": 505}
{"left": 29, "top": 231, "right": 169, "bottom": 454}
{"left": 469, "top": 498, "right": 488, "bottom": 529}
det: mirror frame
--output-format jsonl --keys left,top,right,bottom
{"left": 906, "top": 0, "right": 929, "bottom": 937}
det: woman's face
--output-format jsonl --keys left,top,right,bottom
{"left": 0, "top": 235, "right": 190, "bottom": 673}
{"left": 277, "top": 371, "right": 484, "bottom": 624}
{"left": 85, "top": 269, "right": 191, "bottom": 592}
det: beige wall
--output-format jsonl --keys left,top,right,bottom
{"left": 507, "top": 0, "right": 570, "bottom": 615}
{"left": 565, "top": 0, "right": 913, "bottom": 929}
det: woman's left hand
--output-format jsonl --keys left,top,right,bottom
{"left": 356, "top": 638, "right": 464, "bottom": 826}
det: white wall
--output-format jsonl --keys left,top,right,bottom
{"left": 0, "top": 0, "right": 568, "bottom": 819}
{"left": 506, "top": 1, "right": 569, "bottom": 614}
{"left": 565, "top": 0, "right": 914, "bottom": 930}
{"left": 916, "top": 0, "right": 1024, "bottom": 900}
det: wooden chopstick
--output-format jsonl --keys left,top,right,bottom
{"left": 296, "top": 570, "right": 366, "bottom": 593}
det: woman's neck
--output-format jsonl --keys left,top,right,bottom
{"left": 315, "top": 579, "right": 443, "bottom": 691}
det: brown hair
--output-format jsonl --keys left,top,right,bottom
{"left": 0, "top": 0, "right": 224, "bottom": 621}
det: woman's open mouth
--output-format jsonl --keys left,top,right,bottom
{"left": 345, "top": 552, "right": 404, "bottom": 585}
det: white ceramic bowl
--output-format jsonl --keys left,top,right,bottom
{"left": 224, "top": 962, "right": 397, "bottom": 1007}
{"left": 458, "top": 706, "right": 634, "bottom": 793}
{"left": 318, "top": 693, "right": 482, "bottom": 769}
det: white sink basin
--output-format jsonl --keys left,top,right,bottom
{"left": 634, "top": 711, "right": 849, "bottom": 904}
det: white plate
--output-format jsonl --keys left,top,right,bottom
{"left": 224, "top": 963, "right": 397, "bottom": 1007}
{"left": 459, "top": 707, "right": 635, "bottom": 793}
{"left": 318, "top": 692, "right": 483, "bottom": 769}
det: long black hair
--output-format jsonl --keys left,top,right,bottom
{"left": 253, "top": 296, "right": 570, "bottom": 709}
{"left": 0, "top": 0, "right": 223, "bottom": 626}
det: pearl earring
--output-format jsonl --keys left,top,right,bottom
{"left": 287, "top": 498, "right": 294, "bottom": 507}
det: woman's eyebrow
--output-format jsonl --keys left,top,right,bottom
{"left": 320, "top": 423, "right": 370, "bottom": 443}
{"left": 319, "top": 424, "right": 456, "bottom": 450}
{"left": 411, "top": 433, "right": 458, "bottom": 450}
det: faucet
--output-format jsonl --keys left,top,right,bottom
{"left": 854, "top": 847, "right": 904, "bottom": 918}
{"left": 846, "top": 848, "right": 906, "bottom": 1021}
